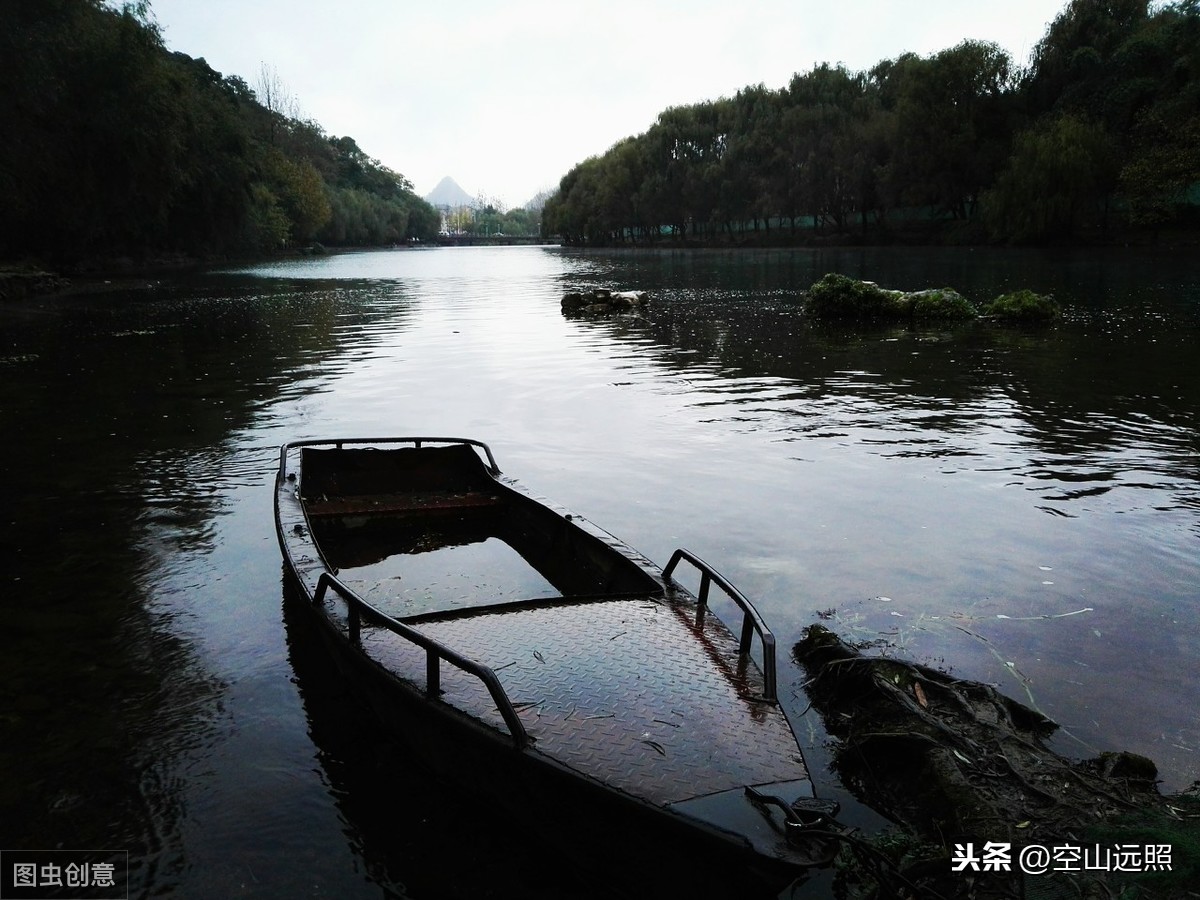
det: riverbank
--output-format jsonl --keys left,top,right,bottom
{"left": 0, "top": 255, "right": 209, "bottom": 303}
{"left": 0, "top": 242, "right": 502, "bottom": 302}
{"left": 549, "top": 220, "right": 1200, "bottom": 252}
{"left": 0, "top": 248, "right": 324, "bottom": 302}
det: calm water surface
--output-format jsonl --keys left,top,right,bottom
{"left": 2, "top": 245, "right": 1197, "bottom": 898}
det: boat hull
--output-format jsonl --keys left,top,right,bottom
{"left": 274, "top": 438, "right": 837, "bottom": 892}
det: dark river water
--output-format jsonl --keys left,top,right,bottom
{"left": 2, "top": 245, "right": 1197, "bottom": 898}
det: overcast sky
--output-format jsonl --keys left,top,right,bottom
{"left": 148, "top": 0, "right": 1068, "bottom": 209}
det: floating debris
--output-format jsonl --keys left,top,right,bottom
{"left": 995, "top": 607, "right": 1093, "bottom": 621}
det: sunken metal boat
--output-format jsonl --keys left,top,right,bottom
{"left": 274, "top": 437, "right": 837, "bottom": 890}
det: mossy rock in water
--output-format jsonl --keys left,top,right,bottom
{"left": 0, "top": 269, "right": 69, "bottom": 301}
{"left": 897, "top": 288, "right": 976, "bottom": 320}
{"left": 806, "top": 273, "right": 903, "bottom": 319}
{"left": 983, "top": 289, "right": 1060, "bottom": 321}
{"left": 806, "top": 274, "right": 976, "bottom": 321}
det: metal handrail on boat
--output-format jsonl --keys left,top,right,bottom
{"left": 663, "top": 549, "right": 778, "bottom": 701}
{"left": 313, "top": 571, "right": 530, "bottom": 750}
{"left": 279, "top": 436, "right": 501, "bottom": 477}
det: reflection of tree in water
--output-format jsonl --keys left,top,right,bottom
{"left": 0, "top": 536, "right": 225, "bottom": 891}
{"left": 554, "top": 258, "right": 1200, "bottom": 796}
{"left": 558, "top": 275, "right": 1199, "bottom": 510}
{"left": 0, "top": 277, "right": 418, "bottom": 893}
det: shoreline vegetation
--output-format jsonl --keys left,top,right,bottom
{"left": 2, "top": 1, "right": 442, "bottom": 274}
{"left": 7, "top": 2, "right": 1198, "bottom": 279}
{"left": 542, "top": 0, "right": 1200, "bottom": 250}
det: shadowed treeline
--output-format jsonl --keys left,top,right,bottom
{"left": 543, "top": 0, "right": 1200, "bottom": 247}
{"left": 0, "top": 1, "right": 440, "bottom": 266}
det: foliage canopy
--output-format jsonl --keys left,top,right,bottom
{"left": 543, "top": 0, "right": 1200, "bottom": 246}
{"left": 0, "top": 0, "right": 440, "bottom": 263}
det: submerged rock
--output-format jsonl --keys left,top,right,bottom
{"left": 896, "top": 287, "right": 976, "bottom": 320}
{"left": 804, "top": 273, "right": 1062, "bottom": 325}
{"left": 562, "top": 288, "right": 650, "bottom": 315}
{"left": 610, "top": 290, "right": 648, "bottom": 307}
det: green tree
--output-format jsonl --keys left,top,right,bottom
{"left": 0, "top": 0, "right": 186, "bottom": 256}
{"left": 242, "top": 183, "right": 290, "bottom": 251}
{"left": 498, "top": 207, "right": 538, "bottom": 236}
{"left": 881, "top": 41, "right": 1016, "bottom": 220}
{"left": 784, "top": 64, "right": 877, "bottom": 232}
{"left": 160, "top": 54, "right": 256, "bottom": 254}
{"left": 1026, "top": 0, "right": 1151, "bottom": 119}
{"left": 539, "top": 0, "right": 1200, "bottom": 249}
{"left": 1119, "top": 112, "right": 1200, "bottom": 227}
{"left": 721, "top": 84, "right": 783, "bottom": 235}
{"left": 983, "top": 114, "right": 1118, "bottom": 241}
{"left": 0, "top": 0, "right": 437, "bottom": 261}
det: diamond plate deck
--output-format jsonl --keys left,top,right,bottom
{"left": 360, "top": 595, "right": 808, "bottom": 805}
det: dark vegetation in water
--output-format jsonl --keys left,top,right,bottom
{"left": 0, "top": 0, "right": 440, "bottom": 272}
{"left": 0, "top": 267, "right": 71, "bottom": 302}
{"left": 804, "top": 273, "right": 1059, "bottom": 322}
{"left": 543, "top": 0, "right": 1200, "bottom": 248}
{"left": 795, "top": 626, "right": 1200, "bottom": 899}
{"left": 983, "top": 289, "right": 1064, "bottom": 321}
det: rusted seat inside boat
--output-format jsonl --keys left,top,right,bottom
{"left": 303, "top": 490, "right": 505, "bottom": 518}
{"left": 300, "top": 444, "right": 505, "bottom": 519}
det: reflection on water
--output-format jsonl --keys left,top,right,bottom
{"left": 280, "top": 581, "right": 653, "bottom": 900}
{"left": 1, "top": 245, "right": 1197, "bottom": 898}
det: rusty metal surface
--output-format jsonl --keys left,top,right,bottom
{"left": 304, "top": 490, "right": 504, "bottom": 519}
{"left": 360, "top": 595, "right": 809, "bottom": 805}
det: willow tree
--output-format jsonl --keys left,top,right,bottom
{"left": 879, "top": 41, "right": 1016, "bottom": 220}
{"left": 983, "top": 114, "right": 1118, "bottom": 241}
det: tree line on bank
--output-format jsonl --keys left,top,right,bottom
{"left": 0, "top": 0, "right": 441, "bottom": 266}
{"left": 543, "top": 0, "right": 1200, "bottom": 246}
{"left": 440, "top": 202, "right": 543, "bottom": 237}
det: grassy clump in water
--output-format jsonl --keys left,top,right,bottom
{"left": 806, "top": 273, "right": 901, "bottom": 319}
{"left": 807, "top": 274, "right": 1062, "bottom": 324}
{"left": 806, "top": 274, "right": 976, "bottom": 321}
{"left": 982, "top": 288, "right": 1060, "bottom": 320}
{"left": 897, "top": 288, "right": 977, "bottom": 320}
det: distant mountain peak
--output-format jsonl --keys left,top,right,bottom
{"left": 424, "top": 176, "right": 474, "bottom": 207}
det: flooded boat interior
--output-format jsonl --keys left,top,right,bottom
{"left": 300, "top": 444, "right": 662, "bottom": 619}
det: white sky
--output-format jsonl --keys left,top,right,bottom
{"left": 147, "top": 0, "right": 1068, "bottom": 209}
